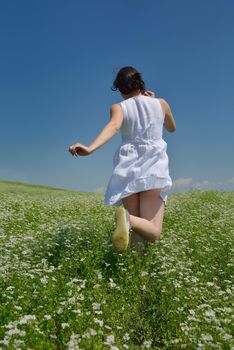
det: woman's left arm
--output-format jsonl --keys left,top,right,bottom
{"left": 68, "top": 104, "right": 123, "bottom": 156}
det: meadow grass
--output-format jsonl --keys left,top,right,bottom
{"left": 0, "top": 180, "right": 233, "bottom": 349}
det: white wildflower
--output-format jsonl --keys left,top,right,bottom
{"left": 204, "top": 310, "right": 215, "bottom": 318}
{"left": 104, "top": 334, "right": 115, "bottom": 345}
{"left": 68, "top": 297, "right": 76, "bottom": 304}
{"left": 197, "top": 304, "right": 211, "bottom": 309}
{"left": 44, "top": 315, "right": 51, "bottom": 320}
{"left": 201, "top": 334, "right": 213, "bottom": 341}
{"left": 6, "top": 328, "right": 21, "bottom": 336}
{"left": 6, "top": 286, "right": 15, "bottom": 291}
{"left": 18, "top": 315, "right": 36, "bottom": 324}
{"left": 104, "top": 325, "right": 112, "bottom": 330}
{"left": 223, "top": 307, "right": 232, "bottom": 313}
{"left": 222, "top": 334, "right": 232, "bottom": 341}
{"left": 173, "top": 281, "right": 181, "bottom": 288}
{"left": 71, "top": 278, "right": 79, "bottom": 283}
{"left": 191, "top": 276, "right": 199, "bottom": 283}
{"left": 50, "top": 334, "right": 58, "bottom": 339}
{"left": 13, "top": 339, "right": 25, "bottom": 346}
{"left": 94, "top": 318, "right": 103, "bottom": 327}
{"left": 14, "top": 305, "right": 22, "bottom": 310}
{"left": 123, "top": 333, "right": 130, "bottom": 340}
{"left": 61, "top": 323, "right": 69, "bottom": 329}
{"left": 67, "top": 332, "right": 80, "bottom": 350}
{"left": 96, "top": 271, "right": 102, "bottom": 280}
{"left": 140, "top": 271, "right": 148, "bottom": 277}
{"left": 77, "top": 293, "right": 84, "bottom": 300}
{"left": 57, "top": 308, "right": 63, "bottom": 314}
{"left": 0, "top": 338, "right": 10, "bottom": 346}
{"left": 72, "top": 309, "right": 81, "bottom": 314}
{"left": 188, "top": 316, "right": 197, "bottom": 321}
{"left": 89, "top": 328, "right": 97, "bottom": 336}
{"left": 180, "top": 323, "right": 189, "bottom": 333}
{"left": 92, "top": 303, "right": 101, "bottom": 310}
{"left": 4, "top": 321, "right": 18, "bottom": 329}
{"left": 143, "top": 340, "right": 152, "bottom": 348}
{"left": 109, "top": 278, "right": 116, "bottom": 288}
{"left": 189, "top": 309, "right": 195, "bottom": 315}
{"left": 207, "top": 282, "right": 214, "bottom": 286}
{"left": 40, "top": 276, "right": 49, "bottom": 284}
{"left": 82, "top": 331, "right": 91, "bottom": 339}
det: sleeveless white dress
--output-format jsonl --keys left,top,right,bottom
{"left": 104, "top": 95, "right": 172, "bottom": 207}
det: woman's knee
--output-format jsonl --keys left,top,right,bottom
{"left": 149, "top": 226, "right": 162, "bottom": 242}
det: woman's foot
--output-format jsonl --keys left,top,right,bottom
{"left": 112, "top": 207, "right": 130, "bottom": 253}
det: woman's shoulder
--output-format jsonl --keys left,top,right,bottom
{"left": 158, "top": 98, "right": 171, "bottom": 114}
{"left": 158, "top": 97, "right": 170, "bottom": 107}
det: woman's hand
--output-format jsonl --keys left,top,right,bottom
{"left": 144, "top": 90, "right": 156, "bottom": 98}
{"left": 68, "top": 143, "right": 92, "bottom": 157}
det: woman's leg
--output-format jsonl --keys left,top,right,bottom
{"left": 121, "top": 193, "right": 145, "bottom": 247}
{"left": 129, "top": 189, "right": 165, "bottom": 242}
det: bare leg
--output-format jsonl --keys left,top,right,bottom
{"left": 128, "top": 212, "right": 163, "bottom": 242}
{"left": 129, "top": 189, "right": 165, "bottom": 242}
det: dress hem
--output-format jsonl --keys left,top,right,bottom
{"left": 104, "top": 175, "right": 172, "bottom": 207}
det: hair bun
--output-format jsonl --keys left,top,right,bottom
{"left": 111, "top": 66, "right": 146, "bottom": 95}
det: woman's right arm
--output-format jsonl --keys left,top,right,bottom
{"left": 159, "top": 98, "right": 176, "bottom": 132}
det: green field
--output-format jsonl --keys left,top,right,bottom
{"left": 0, "top": 180, "right": 233, "bottom": 349}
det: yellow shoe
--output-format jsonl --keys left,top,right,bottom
{"left": 112, "top": 207, "right": 130, "bottom": 253}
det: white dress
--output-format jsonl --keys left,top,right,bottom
{"left": 104, "top": 95, "right": 172, "bottom": 207}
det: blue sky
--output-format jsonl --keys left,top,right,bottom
{"left": 0, "top": 0, "right": 233, "bottom": 194}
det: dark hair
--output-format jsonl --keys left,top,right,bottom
{"left": 111, "top": 66, "right": 146, "bottom": 95}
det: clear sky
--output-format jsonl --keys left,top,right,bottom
{"left": 0, "top": 0, "right": 233, "bottom": 194}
